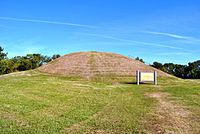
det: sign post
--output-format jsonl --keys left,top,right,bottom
{"left": 136, "top": 70, "right": 140, "bottom": 85}
{"left": 154, "top": 71, "right": 157, "bottom": 85}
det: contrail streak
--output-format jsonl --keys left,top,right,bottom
{"left": 0, "top": 17, "right": 186, "bottom": 50}
{"left": 144, "top": 31, "right": 189, "bottom": 39}
{"left": 0, "top": 17, "right": 98, "bottom": 28}
{"left": 156, "top": 52, "right": 190, "bottom": 56}
{"left": 81, "top": 33, "right": 184, "bottom": 50}
{"left": 144, "top": 31, "right": 200, "bottom": 44}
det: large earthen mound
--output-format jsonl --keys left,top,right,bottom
{"left": 38, "top": 51, "right": 170, "bottom": 78}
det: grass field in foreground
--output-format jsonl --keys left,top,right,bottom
{"left": 0, "top": 71, "right": 199, "bottom": 134}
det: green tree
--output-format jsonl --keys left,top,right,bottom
{"left": 163, "top": 63, "right": 175, "bottom": 74}
{"left": 16, "top": 58, "right": 32, "bottom": 71}
{"left": 0, "top": 46, "right": 7, "bottom": 60}
{"left": 151, "top": 62, "right": 163, "bottom": 70}
{"left": 42, "top": 55, "right": 52, "bottom": 64}
{"left": 174, "top": 64, "right": 186, "bottom": 78}
{"left": 187, "top": 60, "right": 200, "bottom": 78}
{"left": 26, "top": 54, "right": 43, "bottom": 69}
{"left": 52, "top": 54, "right": 61, "bottom": 60}
{"left": 135, "top": 57, "right": 144, "bottom": 63}
{"left": 0, "top": 60, "right": 9, "bottom": 74}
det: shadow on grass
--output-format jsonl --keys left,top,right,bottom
{"left": 121, "top": 82, "right": 137, "bottom": 84}
{"left": 121, "top": 81, "right": 155, "bottom": 85}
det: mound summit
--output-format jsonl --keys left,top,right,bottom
{"left": 38, "top": 51, "right": 169, "bottom": 78}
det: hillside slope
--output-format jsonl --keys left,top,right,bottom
{"left": 38, "top": 51, "right": 170, "bottom": 78}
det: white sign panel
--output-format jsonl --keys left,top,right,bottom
{"left": 136, "top": 70, "right": 157, "bottom": 85}
{"left": 140, "top": 72, "right": 154, "bottom": 82}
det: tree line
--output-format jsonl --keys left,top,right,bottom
{"left": 0, "top": 46, "right": 199, "bottom": 78}
{"left": 133, "top": 56, "right": 200, "bottom": 79}
{"left": 0, "top": 47, "right": 60, "bottom": 75}
{"left": 151, "top": 61, "right": 200, "bottom": 79}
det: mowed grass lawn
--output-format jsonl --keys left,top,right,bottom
{"left": 0, "top": 71, "right": 199, "bottom": 134}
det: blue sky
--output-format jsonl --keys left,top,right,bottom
{"left": 0, "top": 0, "right": 200, "bottom": 64}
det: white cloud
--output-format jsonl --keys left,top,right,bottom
{"left": 156, "top": 52, "right": 190, "bottom": 56}
{"left": 0, "top": 17, "right": 98, "bottom": 29}
{"left": 79, "top": 33, "right": 184, "bottom": 50}
{"left": 0, "top": 17, "right": 190, "bottom": 53}
{"left": 144, "top": 31, "right": 200, "bottom": 44}
{"left": 144, "top": 31, "right": 190, "bottom": 39}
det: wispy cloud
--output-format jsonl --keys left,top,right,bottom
{"left": 0, "top": 17, "right": 98, "bottom": 28}
{"left": 144, "top": 31, "right": 190, "bottom": 39}
{"left": 80, "top": 33, "right": 184, "bottom": 50}
{"left": 0, "top": 17, "right": 188, "bottom": 51}
{"left": 144, "top": 31, "right": 200, "bottom": 43}
{"left": 156, "top": 52, "right": 190, "bottom": 56}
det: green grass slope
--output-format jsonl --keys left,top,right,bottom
{"left": 0, "top": 71, "right": 199, "bottom": 134}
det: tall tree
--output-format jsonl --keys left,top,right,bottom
{"left": 0, "top": 46, "right": 7, "bottom": 60}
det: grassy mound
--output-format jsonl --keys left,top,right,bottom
{"left": 38, "top": 51, "right": 170, "bottom": 79}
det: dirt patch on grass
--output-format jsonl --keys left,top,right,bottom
{"left": 0, "top": 71, "right": 32, "bottom": 79}
{"left": 62, "top": 100, "right": 115, "bottom": 134}
{"left": 0, "top": 112, "right": 30, "bottom": 128}
{"left": 146, "top": 92, "right": 198, "bottom": 134}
